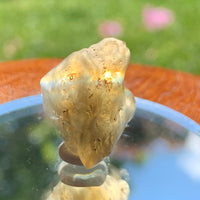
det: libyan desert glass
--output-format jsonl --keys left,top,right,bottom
{"left": 40, "top": 38, "right": 135, "bottom": 169}
{"left": 0, "top": 95, "right": 200, "bottom": 200}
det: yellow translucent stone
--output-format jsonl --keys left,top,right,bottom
{"left": 40, "top": 38, "right": 135, "bottom": 168}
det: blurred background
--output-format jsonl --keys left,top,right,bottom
{"left": 0, "top": 0, "right": 200, "bottom": 74}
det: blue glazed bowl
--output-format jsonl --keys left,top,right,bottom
{"left": 0, "top": 95, "right": 200, "bottom": 200}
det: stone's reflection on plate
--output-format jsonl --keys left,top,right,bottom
{"left": 0, "top": 95, "right": 200, "bottom": 200}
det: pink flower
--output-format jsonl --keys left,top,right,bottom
{"left": 98, "top": 21, "right": 123, "bottom": 37}
{"left": 142, "top": 5, "right": 174, "bottom": 31}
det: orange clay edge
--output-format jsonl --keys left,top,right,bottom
{"left": 0, "top": 58, "right": 200, "bottom": 124}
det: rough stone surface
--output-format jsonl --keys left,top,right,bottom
{"left": 40, "top": 38, "right": 135, "bottom": 168}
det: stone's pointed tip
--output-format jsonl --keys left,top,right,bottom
{"left": 80, "top": 154, "right": 101, "bottom": 169}
{"left": 78, "top": 144, "right": 110, "bottom": 169}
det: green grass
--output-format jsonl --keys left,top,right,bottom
{"left": 0, "top": 0, "right": 200, "bottom": 74}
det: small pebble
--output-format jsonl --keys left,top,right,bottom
{"left": 58, "top": 160, "right": 108, "bottom": 187}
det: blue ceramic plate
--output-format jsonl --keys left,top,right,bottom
{"left": 0, "top": 95, "right": 200, "bottom": 200}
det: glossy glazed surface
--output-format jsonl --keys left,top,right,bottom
{"left": 0, "top": 95, "right": 199, "bottom": 200}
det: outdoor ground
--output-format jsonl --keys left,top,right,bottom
{"left": 0, "top": 0, "right": 200, "bottom": 74}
